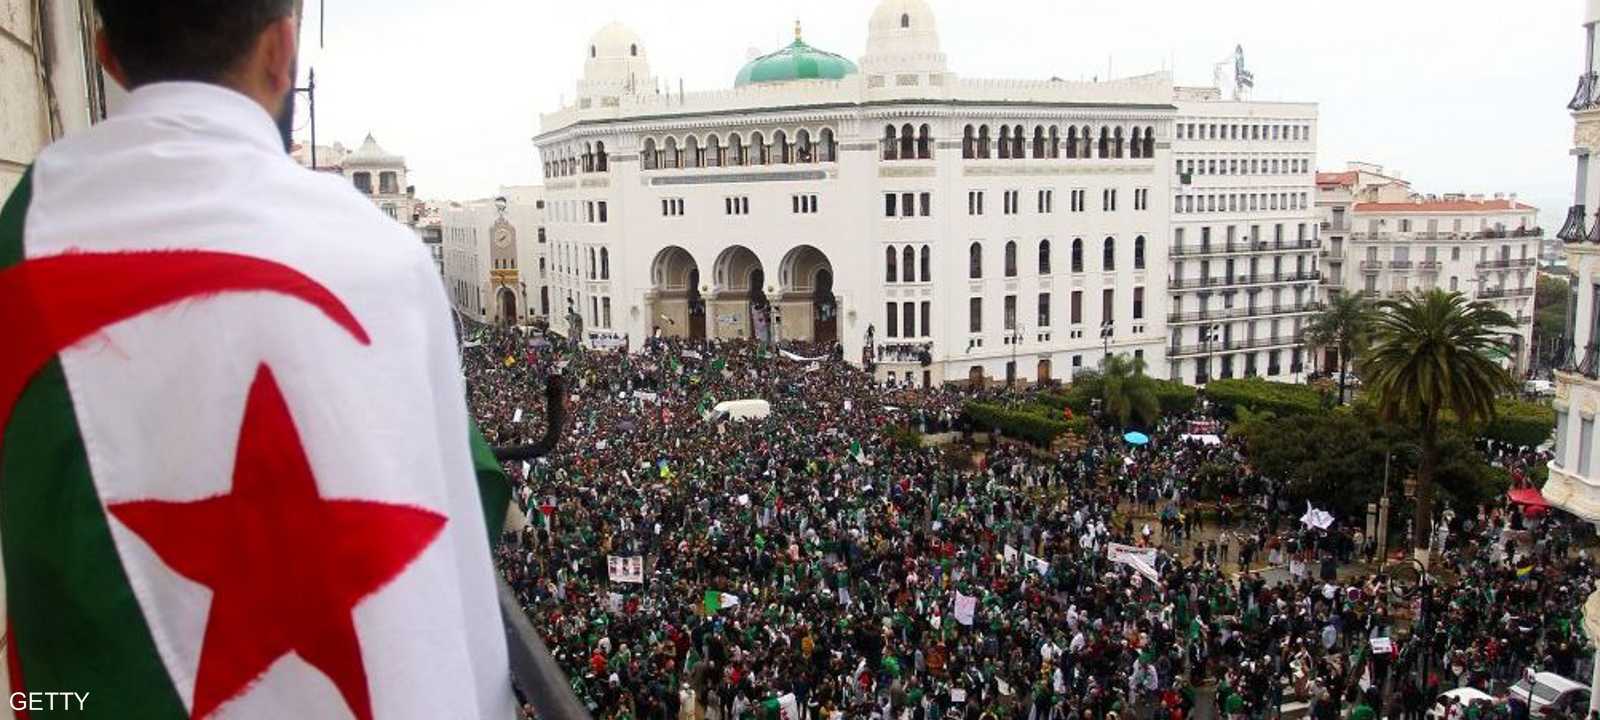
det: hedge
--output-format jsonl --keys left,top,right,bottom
{"left": 1039, "top": 378, "right": 1196, "bottom": 419}
{"left": 965, "top": 402, "right": 1071, "bottom": 445}
{"left": 1152, "top": 379, "right": 1198, "bottom": 416}
{"left": 1204, "top": 378, "right": 1323, "bottom": 419}
{"left": 1479, "top": 399, "right": 1556, "bottom": 448}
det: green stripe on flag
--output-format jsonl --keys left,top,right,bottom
{"left": 469, "top": 420, "right": 510, "bottom": 543}
{"left": 1, "top": 168, "right": 188, "bottom": 716}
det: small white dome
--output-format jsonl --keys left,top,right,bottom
{"left": 588, "top": 22, "right": 645, "bottom": 61}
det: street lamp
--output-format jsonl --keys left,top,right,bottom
{"left": 1100, "top": 321, "right": 1115, "bottom": 362}
{"left": 1008, "top": 323, "right": 1026, "bottom": 386}
{"left": 1200, "top": 323, "right": 1221, "bottom": 382}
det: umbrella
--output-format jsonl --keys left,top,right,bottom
{"left": 1123, "top": 431, "right": 1150, "bottom": 446}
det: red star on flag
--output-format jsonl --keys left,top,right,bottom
{"left": 109, "top": 364, "right": 445, "bottom": 720}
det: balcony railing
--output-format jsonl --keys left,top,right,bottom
{"left": 1477, "top": 258, "right": 1537, "bottom": 270}
{"left": 1579, "top": 343, "right": 1600, "bottom": 379}
{"left": 1417, "top": 260, "right": 1442, "bottom": 272}
{"left": 1168, "top": 271, "right": 1321, "bottom": 291}
{"left": 1168, "top": 333, "right": 1307, "bottom": 357}
{"left": 1321, "top": 220, "right": 1350, "bottom": 233}
{"left": 1167, "top": 301, "right": 1324, "bottom": 325}
{"left": 1478, "top": 286, "right": 1535, "bottom": 299}
{"left": 1360, "top": 261, "right": 1384, "bottom": 272}
{"left": 1570, "top": 72, "right": 1600, "bottom": 111}
{"left": 1559, "top": 204, "right": 1589, "bottom": 242}
{"left": 1390, "top": 260, "right": 1414, "bottom": 270}
{"left": 1169, "top": 239, "right": 1321, "bottom": 258}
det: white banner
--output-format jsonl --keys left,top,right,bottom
{"left": 953, "top": 592, "right": 976, "bottom": 626}
{"left": 781, "top": 350, "right": 830, "bottom": 362}
{"left": 607, "top": 555, "right": 645, "bottom": 584}
{"left": 1107, "top": 543, "right": 1158, "bottom": 567}
{"left": 1370, "top": 636, "right": 1393, "bottom": 655}
{"left": 1023, "top": 553, "right": 1050, "bottom": 576}
{"left": 1003, "top": 544, "right": 1020, "bottom": 566}
{"left": 633, "top": 390, "right": 660, "bottom": 404}
{"left": 587, "top": 331, "right": 626, "bottom": 350}
{"left": 512, "top": 407, "right": 523, "bottom": 423}
{"left": 682, "top": 350, "right": 704, "bottom": 360}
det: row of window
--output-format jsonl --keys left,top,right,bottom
{"left": 583, "top": 200, "right": 608, "bottom": 224}
{"left": 885, "top": 245, "right": 933, "bottom": 283}
{"left": 1176, "top": 122, "right": 1311, "bottom": 142}
{"left": 1174, "top": 191, "right": 1310, "bottom": 214}
{"left": 641, "top": 128, "right": 838, "bottom": 170}
{"left": 551, "top": 243, "right": 611, "bottom": 281}
{"left": 885, "top": 192, "right": 934, "bottom": 218}
{"left": 960, "top": 124, "right": 1158, "bottom": 160}
{"left": 967, "top": 237, "right": 1148, "bottom": 279}
{"left": 544, "top": 141, "right": 609, "bottom": 179}
{"left": 1179, "top": 157, "right": 1311, "bottom": 177}
{"left": 884, "top": 301, "right": 933, "bottom": 339}
{"left": 1175, "top": 223, "right": 1312, "bottom": 248}
{"left": 351, "top": 170, "right": 401, "bottom": 196}
{"left": 964, "top": 188, "right": 1150, "bottom": 216}
{"left": 965, "top": 288, "right": 1145, "bottom": 333}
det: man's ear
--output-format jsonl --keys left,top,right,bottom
{"left": 258, "top": 15, "right": 299, "bottom": 98}
{"left": 95, "top": 31, "right": 130, "bottom": 89}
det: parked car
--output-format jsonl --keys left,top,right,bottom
{"left": 1428, "top": 687, "right": 1498, "bottom": 719}
{"left": 1509, "top": 671, "right": 1589, "bottom": 718}
{"left": 1525, "top": 379, "right": 1555, "bottom": 397}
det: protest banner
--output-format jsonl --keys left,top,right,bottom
{"left": 607, "top": 555, "right": 645, "bottom": 584}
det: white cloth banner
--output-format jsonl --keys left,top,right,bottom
{"left": 953, "top": 592, "right": 977, "bottom": 626}
{"left": 607, "top": 591, "right": 624, "bottom": 614}
{"left": 1003, "top": 544, "right": 1020, "bottom": 566}
{"left": 1107, "top": 543, "right": 1158, "bottom": 567}
{"left": 512, "top": 407, "right": 523, "bottom": 423}
{"left": 780, "top": 350, "right": 831, "bottom": 362}
{"left": 1023, "top": 553, "right": 1050, "bottom": 576}
{"left": 1300, "top": 502, "right": 1335, "bottom": 530}
{"left": 1180, "top": 433, "right": 1222, "bottom": 446}
{"left": 607, "top": 555, "right": 645, "bottom": 584}
{"left": 633, "top": 391, "right": 660, "bottom": 404}
{"left": 1124, "top": 556, "right": 1162, "bottom": 584}
{"left": 1369, "top": 637, "right": 1393, "bottom": 655}
{"left": 682, "top": 350, "right": 704, "bottom": 360}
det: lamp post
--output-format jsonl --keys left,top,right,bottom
{"left": 1100, "top": 321, "right": 1115, "bottom": 363}
{"left": 1008, "top": 323, "right": 1026, "bottom": 386}
{"left": 1201, "top": 323, "right": 1221, "bottom": 382}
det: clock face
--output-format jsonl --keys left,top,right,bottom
{"left": 494, "top": 229, "right": 512, "bottom": 248}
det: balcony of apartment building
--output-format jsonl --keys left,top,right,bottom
{"left": 1570, "top": 71, "right": 1600, "bottom": 111}
{"left": 1417, "top": 259, "right": 1443, "bottom": 273}
{"left": 1167, "top": 301, "right": 1323, "bottom": 325}
{"left": 1168, "top": 271, "right": 1322, "bottom": 291}
{"left": 1557, "top": 204, "right": 1589, "bottom": 242}
{"left": 1478, "top": 286, "right": 1536, "bottom": 300}
{"left": 1321, "top": 218, "right": 1350, "bottom": 233}
{"left": 1360, "top": 260, "right": 1385, "bottom": 273}
{"left": 1168, "top": 332, "right": 1307, "bottom": 358}
{"left": 1476, "top": 257, "right": 1538, "bottom": 270}
{"left": 1323, "top": 273, "right": 1345, "bottom": 288}
{"left": 1169, "top": 238, "right": 1322, "bottom": 259}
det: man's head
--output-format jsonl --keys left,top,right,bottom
{"left": 93, "top": 1, "right": 300, "bottom": 144}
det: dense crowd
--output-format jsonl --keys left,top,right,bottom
{"left": 460, "top": 324, "right": 1597, "bottom": 720}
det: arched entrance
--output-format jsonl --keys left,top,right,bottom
{"left": 968, "top": 365, "right": 986, "bottom": 388}
{"left": 650, "top": 246, "right": 706, "bottom": 340}
{"left": 1037, "top": 358, "right": 1053, "bottom": 385}
{"left": 778, "top": 245, "right": 837, "bottom": 344}
{"left": 497, "top": 287, "right": 518, "bottom": 327}
{"left": 713, "top": 246, "right": 768, "bottom": 341}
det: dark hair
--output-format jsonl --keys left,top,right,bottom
{"left": 93, "top": 0, "right": 296, "bottom": 86}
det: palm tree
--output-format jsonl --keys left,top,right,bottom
{"left": 1100, "top": 353, "right": 1159, "bottom": 428}
{"left": 1304, "top": 293, "right": 1373, "bottom": 404}
{"left": 1360, "top": 289, "right": 1515, "bottom": 564}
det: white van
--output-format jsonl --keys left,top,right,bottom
{"left": 1509, "top": 671, "right": 1589, "bottom": 718}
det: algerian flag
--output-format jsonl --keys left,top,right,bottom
{"left": 0, "top": 147, "right": 513, "bottom": 718}
{"left": 703, "top": 591, "right": 741, "bottom": 614}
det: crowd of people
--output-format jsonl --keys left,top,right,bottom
{"left": 460, "top": 324, "right": 1597, "bottom": 720}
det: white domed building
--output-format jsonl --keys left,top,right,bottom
{"left": 535, "top": 1, "right": 1178, "bottom": 386}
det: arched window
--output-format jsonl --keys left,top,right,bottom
{"left": 663, "top": 137, "right": 679, "bottom": 168}
{"left": 1071, "top": 238, "right": 1083, "bottom": 272}
{"left": 900, "top": 123, "right": 916, "bottom": 160}
{"left": 1134, "top": 235, "right": 1146, "bottom": 270}
{"left": 685, "top": 135, "right": 701, "bottom": 168}
{"left": 595, "top": 141, "right": 608, "bottom": 172}
{"left": 1032, "top": 126, "right": 1045, "bottom": 159}
{"left": 751, "top": 131, "right": 767, "bottom": 164}
{"left": 1011, "top": 125, "right": 1024, "bottom": 159}
{"left": 588, "top": 248, "right": 597, "bottom": 279}
{"left": 1142, "top": 126, "right": 1155, "bottom": 158}
{"left": 729, "top": 134, "right": 745, "bottom": 165}
{"left": 1129, "top": 128, "right": 1142, "bottom": 159}
{"left": 969, "top": 242, "right": 983, "bottom": 279}
{"left": 1065, "top": 126, "right": 1078, "bottom": 159}
{"left": 706, "top": 135, "right": 722, "bottom": 167}
{"left": 1113, "top": 127, "right": 1125, "bottom": 159}
{"left": 1080, "top": 126, "right": 1092, "bottom": 158}
{"left": 902, "top": 246, "right": 916, "bottom": 282}
{"left": 630, "top": 43, "right": 638, "bottom": 57}
{"left": 1048, "top": 126, "right": 1060, "bottom": 158}
{"left": 1097, "top": 127, "right": 1110, "bottom": 159}
{"left": 918, "top": 124, "right": 932, "bottom": 159}
{"left": 997, "top": 126, "right": 1011, "bottom": 159}
{"left": 796, "top": 129, "right": 813, "bottom": 163}
{"left": 883, "top": 125, "right": 898, "bottom": 161}
{"left": 774, "top": 130, "right": 791, "bottom": 163}
{"left": 901, "top": 12, "right": 910, "bottom": 28}
{"left": 642, "top": 139, "right": 658, "bottom": 169}
{"left": 886, "top": 247, "right": 898, "bottom": 282}
{"left": 1103, "top": 237, "right": 1116, "bottom": 271}
{"left": 1038, "top": 239, "right": 1052, "bottom": 275}
{"left": 819, "top": 128, "right": 836, "bottom": 162}
{"left": 920, "top": 245, "right": 931, "bottom": 281}
{"left": 963, "top": 125, "right": 976, "bottom": 159}
{"left": 978, "top": 125, "right": 992, "bottom": 159}
{"left": 590, "top": 45, "right": 597, "bottom": 58}
{"left": 600, "top": 248, "right": 610, "bottom": 279}
{"left": 582, "top": 142, "right": 593, "bottom": 172}
{"left": 1004, "top": 241, "right": 1018, "bottom": 277}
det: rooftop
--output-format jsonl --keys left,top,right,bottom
{"left": 1353, "top": 199, "right": 1536, "bottom": 213}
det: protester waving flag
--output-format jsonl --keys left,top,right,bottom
{"left": 0, "top": 2, "right": 513, "bottom": 717}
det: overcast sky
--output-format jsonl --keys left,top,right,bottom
{"left": 292, "top": 0, "right": 1581, "bottom": 227}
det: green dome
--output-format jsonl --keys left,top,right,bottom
{"left": 735, "top": 32, "right": 858, "bottom": 87}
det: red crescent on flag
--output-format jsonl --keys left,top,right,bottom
{"left": 0, "top": 250, "right": 371, "bottom": 717}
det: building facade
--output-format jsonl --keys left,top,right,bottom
{"left": 1548, "top": 2, "right": 1600, "bottom": 711}
{"left": 1317, "top": 162, "right": 1539, "bottom": 373}
{"left": 1168, "top": 88, "right": 1321, "bottom": 384}
{"left": 535, "top": 0, "right": 1176, "bottom": 386}
{"left": 441, "top": 188, "right": 548, "bottom": 326}
{"left": 1, "top": 0, "right": 109, "bottom": 198}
